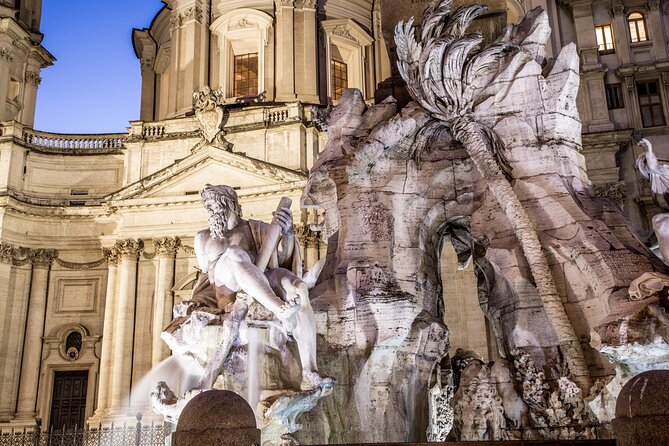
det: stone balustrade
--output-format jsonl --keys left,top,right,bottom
{"left": 22, "top": 129, "right": 126, "bottom": 151}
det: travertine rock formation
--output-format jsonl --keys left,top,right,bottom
{"left": 296, "top": 0, "right": 668, "bottom": 442}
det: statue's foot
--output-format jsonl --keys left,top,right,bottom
{"left": 277, "top": 297, "right": 301, "bottom": 331}
{"left": 300, "top": 371, "right": 336, "bottom": 392}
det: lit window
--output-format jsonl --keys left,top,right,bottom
{"left": 233, "top": 53, "right": 258, "bottom": 98}
{"left": 628, "top": 13, "right": 648, "bottom": 43}
{"left": 330, "top": 59, "right": 348, "bottom": 101}
{"left": 595, "top": 24, "right": 615, "bottom": 53}
{"left": 605, "top": 84, "right": 624, "bottom": 110}
{"left": 637, "top": 81, "right": 665, "bottom": 127}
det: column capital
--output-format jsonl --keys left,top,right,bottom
{"left": 25, "top": 71, "right": 41, "bottom": 86}
{"left": 295, "top": 224, "right": 321, "bottom": 248}
{"left": 611, "top": 3, "right": 626, "bottom": 16}
{"left": 153, "top": 237, "right": 181, "bottom": 257}
{"left": 0, "top": 243, "right": 15, "bottom": 264}
{"left": 0, "top": 47, "right": 13, "bottom": 62}
{"left": 276, "top": 0, "right": 295, "bottom": 8}
{"left": 30, "top": 249, "right": 57, "bottom": 268}
{"left": 102, "top": 247, "right": 121, "bottom": 265}
{"left": 114, "top": 239, "right": 143, "bottom": 260}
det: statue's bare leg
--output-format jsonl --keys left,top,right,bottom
{"left": 197, "top": 299, "right": 248, "bottom": 390}
{"left": 214, "top": 246, "right": 300, "bottom": 328}
{"left": 268, "top": 269, "right": 334, "bottom": 391}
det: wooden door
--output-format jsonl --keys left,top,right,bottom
{"left": 49, "top": 370, "right": 88, "bottom": 430}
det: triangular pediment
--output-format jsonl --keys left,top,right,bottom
{"left": 107, "top": 145, "right": 307, "bottom": 202}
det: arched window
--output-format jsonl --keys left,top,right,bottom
{"left": 628, "top": 12, "right": 648, "bottom": 43}
{"left": 65, "top": 331, "right": 82, "bottom": 361}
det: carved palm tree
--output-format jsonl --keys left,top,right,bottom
{"left": 395, "top": 0, "right": 590, "bottom": 384}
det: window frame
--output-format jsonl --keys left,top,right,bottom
{"left": 637, "top": 80, "right": 666, "bottom": 128}
{"left": 605, "top": 83, "right": 624, "bottom": 110}
{"left": 628, "top": 12, "right": 649, "bottom": 43}
{"left": 232, "top": 52, "right": 259, "bottom": 98}
{"left": 595, "top": 23, "right": 615, "bottom": 54}
{"left": 330, "top": 58, "right": 348, "bottom": 101}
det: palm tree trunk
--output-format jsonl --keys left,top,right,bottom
{"left": 452, "top": 117, "right": 591, "bottom": 388}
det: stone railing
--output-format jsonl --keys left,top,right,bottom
{"left": 22, "top": 128, "right": 126, "bottom": 151}
{"left": 141, "top": 123, "right": 166, "bottom": 138}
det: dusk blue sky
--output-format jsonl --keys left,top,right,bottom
{"left": 34, "top": 1, "right": 165, "bottom": 134}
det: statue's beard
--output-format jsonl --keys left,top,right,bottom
{"left": 208, "top": 213, "right": 228, "bottom": 239}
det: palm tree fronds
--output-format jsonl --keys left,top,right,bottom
{"left": 445, "top": 4, "right": 488, "bottom": 38}
{"left": 421, "top": 0, "right": 454, "bottom": 42}
{"left": 462, "top": 41, "right": 519, "bottom": 107}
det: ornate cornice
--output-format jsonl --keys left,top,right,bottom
{"left": 115, "top": 239, "right": 144, "bottom": 260}
{"left": 154, "top": 237, "right": 181, "bottom": 257}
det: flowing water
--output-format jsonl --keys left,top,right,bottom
{"left": 246, "top": 325, "right": 264, "bottom": 415}
{"left": 129, "top": 354, "right": 202, "bottom": 409}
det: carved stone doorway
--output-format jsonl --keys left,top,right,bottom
{"left": 49, "top": 370, "right": 88, "bottom": 430}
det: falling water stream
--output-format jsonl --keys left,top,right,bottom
{"left": 129, "top": 354, "right": 201, "bottom": 410}
{"left": 246, "top": 324, "right": 264, "bottom": 415}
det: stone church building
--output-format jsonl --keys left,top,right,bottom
{"left": 0, "top": 0, "right": 668, "bottom": 432}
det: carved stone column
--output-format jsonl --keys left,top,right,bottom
{"left": 275, "top": 0, "right": 297, "bottom": 101}
{"left": 151, "top": 237, "right": 179, "bottom": 367}
{"left": 14, "top": 249, "right": 57, "bottom": 421}
{"left": 91, "top": 247, "right": 120, "bottom": 421}
{"left": 108, "top": 239, "right": 142, "bottom": 415}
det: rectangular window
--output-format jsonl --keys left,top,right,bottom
{"left": 595, "top": 24, "right": 615, "bottom": 53}
{"left": 233, "top": 53, "right": 258, "bottom": 97}
{"left": 628, "top": 13, "right": 648, "bottom": 43}
{"left": 637, "top": 81, "right": 665, "bottom": 127}
{"left": 605, "top": 83, "right": 624, "bottom": 109}
{"left": 330, "top": 59, "right": 348, "bottom": 101}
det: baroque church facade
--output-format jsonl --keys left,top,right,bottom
{"left": 0, "top": 0, "right": 668, "bottom": 432}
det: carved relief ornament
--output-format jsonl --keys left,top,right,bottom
{"left": 154, "top": 237, "right": 181, "bottom": 257}
{"left": 115, "top": 239, "right": 144, "bottom": 259}
{"left": 193, "top": 86, "right": 226, "bottom": 144}
{"left": 30, "top": 249, "right": 58, "bottom": 268}
{"left": 25, "top": 71, "right": 41, "bottom": 86}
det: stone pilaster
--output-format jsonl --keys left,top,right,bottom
{"left": 107, "top": 239, "right": 142, "bottom": 415}
{"left": 14, "top": 249, "right": 57, "bottom": 422}
{"left": 168, "top": 0, "right": 210, "bottom": 116}
{"left": 19, "top": 60, "right": 41, "bottom": 128}
{"left": 647, "top": 0, "right": 668, "bottom": 62}
{"left": 611, "top": 3, "right": 632, "bottom": 65}
{"left": 275, "top": 0, "right": 297, "bottom": 101}
{"left": 294, "top": 0, "right": 319, "bottom": 103}
{"left": 151, "top": 237, "right": 179, "bottom": 367}
{"left": 90, "top": 247, "right": 121, "bottom": 422}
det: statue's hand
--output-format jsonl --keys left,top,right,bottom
{"left": 273, "top": 207, "right": 294, "bottom": 236}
